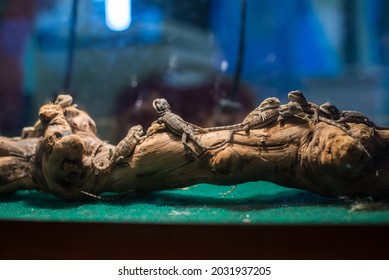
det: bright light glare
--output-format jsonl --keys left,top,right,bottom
{"left": 105, "top": 0, "right": 131, "bottom": 31}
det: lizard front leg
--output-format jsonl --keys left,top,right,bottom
{"left": 134, "top": 135, "right": 147, "bottom": 142}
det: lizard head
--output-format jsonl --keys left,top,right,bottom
{"left": 54, "top": 94, "right": 73, "bottom": 108}
{"left": 320, "top": 102, "right": 340, "bottom": 117}
{"left": 279, "top": 102, "right": 304, "bottom": 117}
{"left": 152, "top": 98, "right": 171, "bottom": 115}
{"left": 258, "top": 97, "right": 281, "bottom": 111}
{"left": 129, "top": 125, "right": 144, "bottom": 136}
{"left": 287, "top": 90, "right": 308, "bottom": 105}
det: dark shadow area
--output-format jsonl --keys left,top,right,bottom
{"left": 1, "top": 220, "right": 389, "bottom": 259}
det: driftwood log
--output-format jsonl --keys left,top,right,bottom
{"left": 1, "top": 93, "right": 389, "bottom": 201}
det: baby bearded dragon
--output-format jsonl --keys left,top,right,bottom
{"left": 320, "top": 102, "right": 389, "bottom": 130}
{"left": 287, "top": 90, "right": 322, "bottom": 123}
{"left": 152, "top": 98, "right": 231, "bottom": 159}
{"left": 203, "top": 97, "right": 281, "bottom": 133}
{"left": 337, "top": 111, "right": 389, "bottom": 130}
{"left": 283, "top": 102, "right": 372, "bottom": 158}
{"left": 92, "top": 125, "right": 146, "bottom": 172}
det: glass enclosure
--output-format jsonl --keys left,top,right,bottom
{"left": 0, "top": 0, "right": 388, "bottom": 141}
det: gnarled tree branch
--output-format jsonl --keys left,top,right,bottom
{"left": 1, "top": 93, "right": 389, "bottom": 201}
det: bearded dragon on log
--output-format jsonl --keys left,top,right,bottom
{"left": 0, "top": 91, "right": 389, "bottom": 201}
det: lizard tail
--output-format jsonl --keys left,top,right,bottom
{"left": 80, "top": 190, "right": 134, "bottom": 201}
{"left": 203, "top": 130, "right": 236, "bottom": 150}
{"left": 91, "top": 143, "right": 111, "bottom": 172}
{"left": 335, "top": 127, "right": 372, "bottom": 159}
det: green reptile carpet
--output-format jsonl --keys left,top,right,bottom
{"left": 0, "top": 182, "right": 388, "bottom": 224}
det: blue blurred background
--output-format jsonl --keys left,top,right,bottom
{"left": 0, "top": 0, "right": 388, "bottom": 141}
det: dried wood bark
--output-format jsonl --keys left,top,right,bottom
{"left": 1, "top": 95, "right": 389, "bottom": 200}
